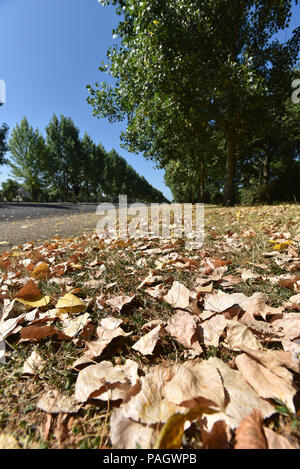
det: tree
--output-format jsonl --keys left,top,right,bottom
{"left": 81, "top": 133, "right": 105, "bottom": 202}
{"left": 0, "top": 122, "right": 8, "bottom": 168}
{"left": 8, "top": 117, "right": 46, "bottom": 201}
{"left": 89, "top": 0, "right": 299, "bottom": 205}
{"left": 45, "top": 115, "right": 82, "bottom": 202}
{"left": 1, "top": 179, "right": 21, "bottom": 202}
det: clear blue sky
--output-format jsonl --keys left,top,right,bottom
{"left": 0, "top": 0, "right": 299, "bottom": 200}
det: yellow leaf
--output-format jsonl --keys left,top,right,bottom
{"left": 17, "top": 296, "right": 50, "bottom": 308}
{"left": 30, "top": 262, "right": 50, "bottom": 280}
{"left": 56, "top": 293, "right": 86, "bottom": 314}
{"left": 154, "top": 403, "right": 219, "bottom": 449}
{"left": 154, "top": 414, "right": 185, "bottom": 449}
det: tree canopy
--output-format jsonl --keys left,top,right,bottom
{"left": 88, "top": 0, "right": 300, "bottom": 205}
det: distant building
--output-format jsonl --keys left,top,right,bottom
{"left": 15, "top": 187, "right": 30, "bottom": 201}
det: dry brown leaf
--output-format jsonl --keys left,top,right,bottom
{"left": 110, "top": 407, "right": 156, "bottom": 449}
{"left": 75, "top": 359, "right": 139, "bottom": 403}
{"left": 15, "top": 280, "right": 50, "bottom": 308}
{"left": 22, "top": 350, "right": 45, "bottom": 375}
{"left": 61, "top": 313, "right": 90, "bottom": 338}
{"left": 264, "top": 427, "right": 298, "bottom": 449}
{"left": 83, "top": 324, "right": 130, "bottom": 360}
{"left": 37, "top": 389, "right": 82, "bottom": 414}
{"left": 30, "top": 262, "right": 50, "bottom": 280}
{"left": 204, "top": 357, "right": 275, "bottom": 430}
{"left": 234, "top": 410, "right": 267, "bottom": 449}
{"left": 225, "top": 320, "right": 263, "bottom": 351}
{"left": 236, "top": 353, "right": 297, "bottom": 412}
{"left": 200, "top": 315, "right": 226, "bottom": 347}
{"left": 163, "top": 281, "right": 190, "bottom": 309}
{"left": 132, "top": 324, "right": 162, "bottom": 355}
{"left": 20, "top": 324, "right": 71, "bottom": 342}
{"left": 122, "top": 364, "right": 183, "bottom": 424}
{"left": 200, "top": 420, "right": 230, "bottom": 449}
{"left": 166, "top": 311, "right": 202, "bottom": 352}
{"left": 106, "top": 294, "right": 136, "bottom": 312}
{"left": 164, "top": 360, "right": 225, "bottom": 409}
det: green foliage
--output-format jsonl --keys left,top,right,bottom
{"left": 4, "top": 115, "right": 166, "bottom": 203}
{"left": 0, "top": 122, "right": 8, "bottom": 167}
{"left": 8, "top": 117, "right": 46, "bottom": 202}
{"left": 89, "top": 0, "right": 300, "bottom": 206}
{"left": 1, "top": 178, "right": 22, "bottom": 202}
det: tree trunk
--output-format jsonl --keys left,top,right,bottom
{"left": 224, "top": 130, "right": 236, "bottom": 206}
{"left": 263, "top": 152, "right": 271, "bottom": 185}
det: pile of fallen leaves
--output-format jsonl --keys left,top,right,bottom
{"left": 0, "top": 204, "right": 300, "bottom": 449}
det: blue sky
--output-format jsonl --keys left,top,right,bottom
{"left": 0, "top": 0, "right": 299, "bottom": 200}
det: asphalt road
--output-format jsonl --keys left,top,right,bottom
{"left": 0, "top": 203, "right": 100, "bottom": 252}
{"left": 0, "top": 202, "right": 99, "bottom": 222}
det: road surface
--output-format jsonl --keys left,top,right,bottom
{"left": 0, "top": 203, "right": 100, "bottom": 252}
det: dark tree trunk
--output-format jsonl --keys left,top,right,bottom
{"left": 263, "top": 152, "right": 271, "bottom": 185}
{"left": 224, "top": 130, "right": 236, "bottom": 206}
{"left": 200, "top": 160, "right": 205, "bottom": 203}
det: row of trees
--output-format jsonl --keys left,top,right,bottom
{"left": 89, "top": 0, "right": 300, "bottom": 205}
{"left": 0, "top": 115, "right": 168, "bottom": 203}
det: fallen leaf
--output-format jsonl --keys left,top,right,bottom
{"left": 234, "top": 410, "right": 267, "bottom": 449}
{"left": 132, "top": 324, "right": 163, "bottom": 355}
{"left": 37, "top": 389, "right": 82, "bottom": 414}
{"left": 75, "top": 359, "right": 139, "bottom": 403}
{"left": 163, "top": 281, "right": 190, "bottom": 309}
{"left": 22, "top": 350, "right": 45, "bottom": 375}
{"left": 55, "top": 293, "right": 86, "bottom": 314}
{"left": 236, "top": 353, "right": 297, "bottom": 413}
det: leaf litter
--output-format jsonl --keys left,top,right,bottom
{"left": 0, "top": 204, "right": 300, "bottom": 448}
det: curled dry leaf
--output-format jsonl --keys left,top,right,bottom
{"left": 234, "top": 410, "right": 267, "bottom": 449}
{"left": 264, "top": 427, "right": 298, "bottom": 449}
{"left": 75, "top": 359, "right": 139, "bottom": 403}
{"left": 106, "top": 294, "right": 136, "bottom": 312}
{"left": 235, "top": 353, "right": 297, "bottom": 413}
{"left": 61, "top": 313, "right": 90, "bottom": 338}
{"left": 110, "top": 407, "right": 157, "bottom": 450}
{"left": 163, "top": 281, "right": 191, "bottom": 309}
{"left": 30, "top": 262, "right": 50, "bottom": 280}
{"left": 37, "top": 389, "right": 82, "bottom": 414}
{"left": 200, "top": 315, "right": 226, "bottom": 347}
{"left": 166, "top": 310, "right": 202, "bottom": 352}
{"left": 20, "top": 324, "right": 71, "bottom": 343}
{"left": 83, "top": 323, "right": 130, "bottom": 360}
{"left": 204, "top": 357, "right": 274, "bottom": 430}
{"left": 164, "top": 360, "right": 225, "bottom": 409}
{"left": 200, "top": 420, "right": 230, "bottom": 449}
{"left": 122, "top": 365, "right": 183, "bottom": 425}
{"left": 225, "top": 320, "right": 263, "bottom": 351}
{"left": 22, "top": 350, "right": 45, "bottom": 375}
{"left": 15, "top": 280, "right": 50, "bottom": 308}
{"left": 132, "top": 324, "right": 163, "bottom": 356}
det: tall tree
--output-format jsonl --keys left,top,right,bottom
{"left": 81, "top": 133, "right": 105, "bottom": 201}
{"left": 89, "top": 0, "right": 299, "bottom": 205}
{"left": 8, "top": 117, "right": 46, "bottom": 201}
{"left": 45, "top": 115, "right": 82, "bottom": 202}
{"left": 0, "top": 122, "right": 8, "bottom": 169}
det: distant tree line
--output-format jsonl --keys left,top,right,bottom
{"left": 0, "top": 115, "right": 168, "bottom": 203}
